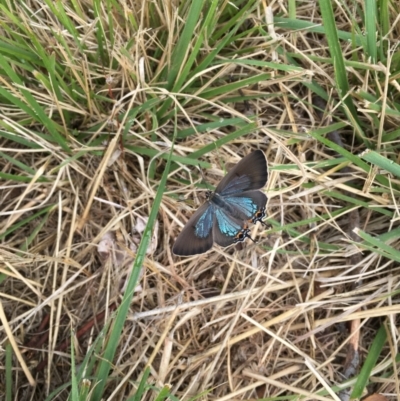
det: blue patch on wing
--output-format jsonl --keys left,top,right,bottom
{"left": 215, "top": 208, "right": 242, "bottom": 237}
{"left": 195, "top": 205, "right": 214, "bottom": 238}
{"left": 223, "top": 196, "right": 258, "bottom": 219}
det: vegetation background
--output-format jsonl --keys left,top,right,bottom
{"left": 0, "top": 0, "right": 399, "bottom": 400}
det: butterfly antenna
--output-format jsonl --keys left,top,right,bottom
{"left": 248, "top": 235, "right": 257, "bottom": 244}
{"left": 197, "top": 163, "right": 206, "bottom": 182}
{"left": 243, "top": 230, "right": 257, "bottom": 244}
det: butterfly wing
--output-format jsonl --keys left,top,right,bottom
{"left": 174, "top": 151, "right": 268, "bottom": 256}
{"left": 221, "top": 191, "right": 267, "bottom": 222}
{"left": 215, "top": 150, "right": 268, "bottom": 196}
{"left": 172, "top": 202, "right": 215, "bottom": 256}
{"left": 212, "top": 207, "right": 245, "bottom": 247}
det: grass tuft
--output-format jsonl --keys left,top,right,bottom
{"left": 1, "top": 0, "right": 400, "bottom": 400}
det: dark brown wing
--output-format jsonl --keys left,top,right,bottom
{"left": 172, "top": 203, "right": 215, "bottom": 256}
{"left": 215, "top": 150, "right": 268, "bottom": 196}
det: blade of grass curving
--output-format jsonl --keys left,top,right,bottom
{"left": 378, "top": 226, "right": 400, "bottom": 242}
{"left": 350, "top": 324, "right": 387, "bottom": 399}
{"left": 0, "top": 53, "right": 69, "bottom": 151}
{"left": 273, "top": 17, "right": 364, "bottom": 46}
{"left": 357, "top": 90, "right": 400, "bottom": 118}
{"left": 18, "top": 216, "right": 49, "bottom": 253}
{"left": 199, "top": 73, "right": 271, "bottom": 99}
{"left": 318, "top": 0, "right": 365, "bottom": 144}
{"left": 66, "top": 320, "right": 112, "bottom": 401}
{"left": 104, "top": 0, "right": 117, "bottom": 49}
{"left": 189, "top": 121, "right": 258, "bottom": 159}
{"left": 308, "top": 127, "right": 369, "bottom": 171}
{"left": 122, "top": 146, "right": 210, "bottom": 171}
{"left": 44, "top": 383, "right": 73, "bottom": 401}
{"left": 50, "top": 150, "right": 94, "bottom": 173}
{"left": 177, "top": 116, "right": 249, "bottom": 138}
{"left": 91, "top": 142, "right": 175, "bottom": 401}
{"left": 221, "top": 92, "right": 278, "bottom": 105}
{"left": 310, "top": 129, "right": 396, "bottom": 189}
{"left": 381, "top": 127, "right": 400, "bottom": 143}
{"left": 0, "top": 172, "right": 48, "bottom": 183}
{"left": 273, "top": 157, "right": 349, "bottom": 170}
{"left": 266, "top": 205, "right": 354, "bottom": 249}
{"left": 360, "top": 149, "right": 400, "bottom": 178}
{"left": 217, "top": 59, "right": 305, "bottom": 72}
{"left": 355, "top": 229, "right": 400, "bottom": 262}
{"left": 372, "top": 105, "right": 400, "bottom": 121}
{"left": 0, "top": 36, "right": 43, "bottom": 65}
{"left": 361, "top": 102, "right": 400, "bottom": 118}
{"left": 0, "top": 151, "right": 36, "bottom": 175}
{"left": 302, "top": 80, "right": 331, "bottom": 102}
{"left": 0, "top": 84, "right": 45, "bottom": 122}
{"left": 266, "top": 216, "right": 341, "bottom": 252}
{"left": 323, "top": 190, "right": 393, "bottom": 217}
{"left": 287, "top": 52, "right": 383, "bottom": 71}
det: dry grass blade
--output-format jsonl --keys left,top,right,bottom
{"left": 0, "top": 1, "right": 400, "bottom": 401}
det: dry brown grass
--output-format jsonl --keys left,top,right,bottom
{"left": 1, "top": 0, "right": 400, "bottom": 400}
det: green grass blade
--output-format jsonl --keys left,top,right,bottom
{"left": 5, "top": 343, "right": 12, "bottom": 401}
{"left": 273, "top": 17, "right": 364, "bottom": 45}
{"left": 91, "top": 143, "right": 175, "bottom": 401}
{"left": 0, "top": 151, "right": 36, "bottom": 175}
{"left": 190, "top": 121, "right": 258, "bottom": 158}
{"left": 164, "top": 2, "right": 204, "bottom": 90}
{"left": 70, "top": 330, "right": 79, "bottom": 401}
{"left": 0, "top": 52, "right": 70, "bottom": 151}
{"left": 190, "top": 1, "right": 254, "bottom": 77}
{"left": 318, "top": 0, "right": 366, "bottom": 145}
{"left": 307, "top": 125, "right": 370, "bottom": 171}
{"left": 379, "top": 0, "right": 389, "bottom": 58}
{"left": 130, "top": 367, "right": 151, "bottom": 401}
{"left": 360, "top": 149, "right": 400, "bottom": 178}
{"left": 350, "top": 324, "right": 387, "bottom": 399}
{"left": 365, "top": 0, "right": 377, "bottom": 62}
{"left": 355, "top": 229, "right": 400, "bottom": 262}
{"left": 170, "top": 0, "right": 219, "bottom": 92}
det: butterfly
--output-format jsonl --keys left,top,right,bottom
{"left": 173, "top": 150, "right": 268, "bottom": 256}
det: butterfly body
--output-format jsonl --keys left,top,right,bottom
{"left": 173, "top": 150, "right": 268, "bottom": 256}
